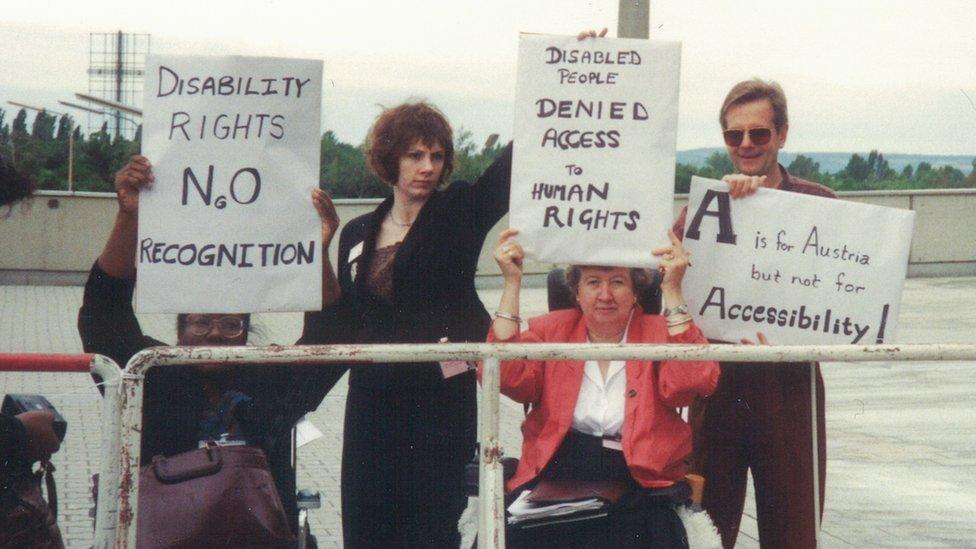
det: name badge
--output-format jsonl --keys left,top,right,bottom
{"left": 438, "top": 337, "right": 475, "bottom": 379}
{"left": 348, "top": 241, "right": 364, "bottom": 281}
{"left": 602, "top": 437, "right": 622, "bottom": 451}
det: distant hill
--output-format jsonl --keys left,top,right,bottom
{"left": 677, "top": 148, "right": 975, "bottom": 174}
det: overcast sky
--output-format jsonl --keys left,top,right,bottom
{"left": 1, "top": 0, "right": 974, "bottom": 155}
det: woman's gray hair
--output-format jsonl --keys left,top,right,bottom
{"left": 563, "top": 265, "right": 652, "bottom": 306}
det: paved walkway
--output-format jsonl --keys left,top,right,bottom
{"left": 1, "top": 277, "right": 975, "bottom": 547}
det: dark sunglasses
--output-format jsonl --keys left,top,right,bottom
{"left": 723, "top": 128, "right": 773, "bottom": 147}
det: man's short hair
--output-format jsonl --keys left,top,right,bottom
{"left": 719, "top": 79, "right": 788, "bottom": 131}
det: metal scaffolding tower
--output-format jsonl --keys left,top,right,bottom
{"left": 87, "top": 31, "right": 150, "bottom": 139}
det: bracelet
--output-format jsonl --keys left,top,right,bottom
{"left": 666, "top": 316, "right": 693, "bottom": 328}
{"left": 494, "top": 311, "right": 522, "bottom": 323}
{"left": 663, "top": 304, "right": 690, "bottom": 317}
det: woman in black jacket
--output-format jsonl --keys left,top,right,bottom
{"left": 301, "top": 102, "right": 512, "bottom": 547}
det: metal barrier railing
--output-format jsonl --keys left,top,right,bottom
{"left": 0, "top": 353, "right": 123, "bottom": 549}
{"left": 107, "top": 342, "right": 976, "bottom": 548}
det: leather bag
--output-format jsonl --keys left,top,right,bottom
{"left": 0, "top": 461, "right": 65, "bottom": 549}
{"left": 137, "top": 443, "right": 295, "bottom": 548}
{"left": 525, "top": 479, "right": 631, "bottom": 505}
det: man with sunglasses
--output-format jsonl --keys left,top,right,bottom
{"left": 672, "top": 79, "right": 836, "bottom": 549}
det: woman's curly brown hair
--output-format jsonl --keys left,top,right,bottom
{"left": 364, "top": 101, "right": 455, "bottom": 186}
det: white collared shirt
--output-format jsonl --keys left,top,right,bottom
{"left": 570, "top": 358, "right": 627, "bottom": 438}
{"left": 570, "top": 317, "right": 632, "bottom": 438}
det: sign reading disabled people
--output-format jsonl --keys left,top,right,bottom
{"left": 681, "top": 177, "right": 915, "bottom": 345}
{"left": 510, "top": 34, "right": 680, "bottom": 266}
{"left": 137, "top": 55, "right": 323, "bottom": 313}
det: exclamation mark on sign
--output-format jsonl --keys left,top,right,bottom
{"left": 875, "top": 304, "right": 890, "bottom": 343}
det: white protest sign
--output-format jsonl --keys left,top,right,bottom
{"left": 137, "top": 55, "right": 322, "bottom": 313}
{"left": 681, "top": 177, "right": 915, "bottom": 345}
{"left": 511, "top": 34, "right": 680, "bottom": 267}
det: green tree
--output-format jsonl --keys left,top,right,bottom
{"left": 841, "top": 153, "right": 870, "bottom": 182}
{"left": 319, "top": 131, "right": 386, "bottom": 198}
{"left": 74, "top": 122, "right": 129, "bottom": 192}
{"left": 865, "top": 150, "right": 894, "bottom": 180}
{"left": 0, "top": 108, "right": 9, "bottom": 160}
{"left": 10, "top": 109, "right": 29, "bottom": 167}
{"left": 703, "top": 151, "right": 734, "bottom": 178}
{"left": 450, "top": 129, "right": 504, "bottom": 187}
{"left": 673, "top": 163, "right": 697, "bottom": 193}
{"left": 787, "top": 154, "right": 821, "bottom": 180}
{"left": 963, "top": 159, "right": 976, "bottom": 188}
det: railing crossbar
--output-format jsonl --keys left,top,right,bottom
{"left": 111, "top": 343, "right": 976, "bottom": 548}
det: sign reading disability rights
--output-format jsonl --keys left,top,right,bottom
{"left": 510, "top": 34, "right": 681, "bottom": 267}
{"left": 137, "top": 55, "right": 323, "bottom": 313}
{"left": 680, "top": 177, "right": 915, "bottom": 345}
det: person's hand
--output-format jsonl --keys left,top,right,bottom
{"left": 493, "top": 228, "right": 524, "bottom": 281}
{"left": 16, "top": 410, "right": 61, "bottom": 462}
{"left": 722, "top": 174, "right": 771, "bottom": 199}
{"left": 114, "top": 155, "right": 154, "bottom": 216}
{"left": 740, "top": 332, "right": 771, "bottom": 345}
{"left": 652, "top": 229, "right": 691, "bottom": 290}
{"left": 312, "top": 188, "right": 339, "bottom": 247}
{"left": 577, "top": 27, "right": 609, "bottom": 40}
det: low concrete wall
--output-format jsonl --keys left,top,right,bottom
{"left": 2, "top": 188, "right": 974, "bottom": 286}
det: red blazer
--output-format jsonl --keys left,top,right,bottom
{"left": 484, "top": 308, "right": 719, "bottom": 492}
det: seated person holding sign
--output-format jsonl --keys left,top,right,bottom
{"left": 483, "top": 228, "right": 719, "bottom": 548}
{"left": 78, "top": 155, "right": 341, "bottom": 541}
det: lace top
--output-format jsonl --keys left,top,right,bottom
{"left": 364, "top": 242, "right": 400, "bottom": 302}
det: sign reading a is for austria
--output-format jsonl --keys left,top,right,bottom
{"left": 681, "top": 177, "right": 916, "bottom": 345}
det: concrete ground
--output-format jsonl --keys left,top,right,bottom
{"left": 1, "top": 276, "right": 975, "bottom": 547}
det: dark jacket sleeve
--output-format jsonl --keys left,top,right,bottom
{"left": 294, "top": 221, "right": 362, "bottom": 406}
{"left": 0, "top": 413, "right": 27, "bottom": 494}
{"left": 468, "top": 142, "right": 513, "bottom": 235}
{"left": 78, "top": 260, "right": 164, "bottom": 370}
{"left": 77, "top": 262, "right": 199, "bottom": 461}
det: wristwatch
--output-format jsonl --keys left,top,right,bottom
{"left": 663, "top": 304, "right": 690, "bottom": 317}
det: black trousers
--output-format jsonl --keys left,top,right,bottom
{"left": 508, "top": 431, "right": 689, "bottom": 549}
{"left": 340, "top": 374, "right": 476, "bottom": 548}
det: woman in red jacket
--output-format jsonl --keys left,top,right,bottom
{"left": 485, "top": 228, "right": 719, "bottom": 548}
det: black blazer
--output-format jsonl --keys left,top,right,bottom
{"left": 301, "top": 145, "right": 512, "bottom": 391}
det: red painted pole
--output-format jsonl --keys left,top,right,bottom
{"left": 0, "top": 353, "right": 95, "bottom": 373}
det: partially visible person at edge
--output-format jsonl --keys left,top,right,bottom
{"left": 299, "top": 101, "right": 513, "bottom": 547}
{"left": 1, "top": 153, "right": 61, "bottom": 503}
{"left": 77, "top": 154, "right": 341, "bottom": 533}
{"left": 671, "top": 78, "right": 836, "bottom": 549}
{"left": 0, "top": 153, "right": 34, "bottom": 214}
{"left": 483, "top": 228, "right": 719, "bottom": 548}
{"left": 0, "top": 411, "right": 61, "bottom": 497}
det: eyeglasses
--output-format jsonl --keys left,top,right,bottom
{"left": 723, "top": 128, "right": 773, "bottom": 147}
{"left": 185, "top": 316, "right": 246, "bottom": 338}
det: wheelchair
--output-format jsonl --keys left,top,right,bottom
{"left": 465, "top": 267, "right": 705, "bottom": 536}
{"left": 467, "top": 266, "right": 664, "bottom": 488}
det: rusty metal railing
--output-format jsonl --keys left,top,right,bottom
{"left": 107, "top": 343, "right": 976, "bottom": 548}
{"left": 0, "top": 353, "right": 123, "bottom": 549}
